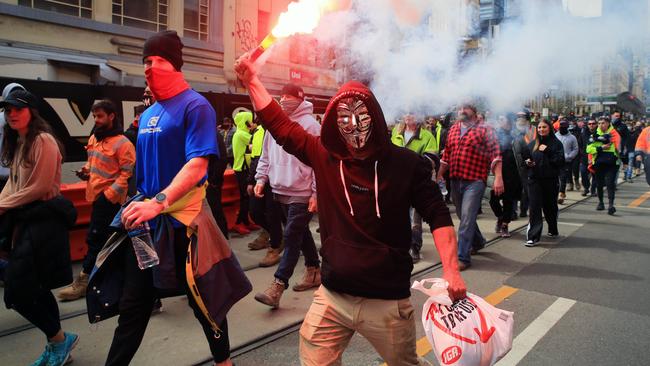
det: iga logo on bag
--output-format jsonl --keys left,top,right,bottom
{"left": 442, "top": 346, "right": 462, "bottom": 364}
{"left": 412, "top": 278, "right": 514, "bottom": 366}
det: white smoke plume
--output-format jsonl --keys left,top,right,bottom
{"left": 308, "top": 0, "right": 647, "bottom": 123}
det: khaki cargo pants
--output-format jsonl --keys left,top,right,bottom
{"left": 299, "top": 285, "right": 422, "bottom": 366}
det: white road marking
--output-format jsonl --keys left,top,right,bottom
{"left": 497, "top": 297, "right": 577, "bottom": 366}
{"left": 557, "top": 222, "right": 584, "bottom": 227}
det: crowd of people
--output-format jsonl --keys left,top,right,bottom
{"left": 0, "top": 29, "right": 648, "bottom": 366}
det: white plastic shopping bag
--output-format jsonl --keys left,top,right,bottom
{"left": 412, "top": 278, "right": 514, "bottom": 366}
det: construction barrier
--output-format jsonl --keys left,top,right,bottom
{"left": 62, "top": 169, "right": 242, "bottom": 262}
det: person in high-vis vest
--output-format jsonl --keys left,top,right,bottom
{"left": 58, "top": 100, "right": 135, "bottom": 302}
{"left": 232, "top": 111, "right": 260, "bottom": 235}
{"left": 635, "top": 124, "right": 650, "bottom": 185}
{"left": 586, "top": 116, "right": 621, "bottom": 215}
{"left": 247, "top": 118, "right": 285, "bottom": 267}
{"left": 391, "top": 113, "right": 438, "bottom": 263}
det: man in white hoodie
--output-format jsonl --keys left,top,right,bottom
{"left": 0, "top": 83, "right": 26, "bottom": 190}
{"left": 253, "top": 83, "right": 321, "bottom": 309}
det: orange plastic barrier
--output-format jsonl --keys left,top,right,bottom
{"left": 62, "top": 169, "right": 244, "bottom": 261}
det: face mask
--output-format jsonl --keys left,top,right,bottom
{"left": 336, "top": 97, "right": 372, "bottom": 150}
{"left": 144, "top": 59, "right": 189, "bottom": 101}
{"left": 280, "top": 99, "right": 302, "bottom": 115}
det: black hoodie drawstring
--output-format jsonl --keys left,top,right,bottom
{"left": 339, "top": 160, "right": 381, "bottom": 219}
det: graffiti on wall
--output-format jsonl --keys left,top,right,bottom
{"left": 235, "top": 19, "right": 256, "bottom": 52}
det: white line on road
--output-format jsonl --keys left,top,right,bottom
{"left": 497, "top": 297, "right": 577, "bottom": 366}
{"left": 557, "top": 222, "right": 584, "bottom": 227}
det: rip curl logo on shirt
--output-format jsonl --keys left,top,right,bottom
{"left": 140, "top": 116, "right": 162, "bottom": 134}
{"left": 147, "top": 116, "right": 159, "bottom": 127}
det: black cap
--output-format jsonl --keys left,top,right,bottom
{"left": 281, "top": 83, "right": 304, "bottom": 100}
{"left": 142, "top": 30, "right": 184, "bottom": 71}
{"left": 0, "top": 89, "right": 38, "bottom": 109}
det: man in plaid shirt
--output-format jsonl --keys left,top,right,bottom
{"left": 437, "top": 104, "right": 504, "bottom": 270}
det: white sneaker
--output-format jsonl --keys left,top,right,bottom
{"left": 525, "top": 240, "right": 537, "bottom": 247}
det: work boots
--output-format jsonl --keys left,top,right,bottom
{"left": 292, "top": 266, "right": 321, "bottom": 291}
{"left": 57, "top": 271, "right": 89, "bottom": 301}
{"left": 248, "top": 230, "right": 270, "bottom": 250}
{"left": 557, "top": 192, "right": 566, "bottom": 205}
{"left": 254, "top": 278, "right": 285, "bottom": 309}
{"left": 259, "top": 247, "right": 282, "bottom": 267}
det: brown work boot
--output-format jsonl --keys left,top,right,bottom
{"left": 254, "top": 278, "right": 285, "bottom": 309}
{"left": 248, "top": 230, "right": 270, "bottom": 250}
{"left": 57, "top": 271, "right": 89, "bottom": 301}
{"left": 259, "top": 247, "right": 282, "bottom": 267}
{"left": 292, "top": 266, "right": 321, "bottom": 291}
{"left": 557, "top": 192, "right": 566, "bottom": 205}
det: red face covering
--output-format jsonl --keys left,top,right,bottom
{"left": 144, "top": 56, "right": 190, "bottom": 101}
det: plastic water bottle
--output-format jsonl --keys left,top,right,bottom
{"left": 438, "top": 180, "right": 448, "bottom": 197}
{"left": 128, "top": 222, "right": 159, "bottom": 270}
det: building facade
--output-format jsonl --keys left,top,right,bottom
{"left": 0, "top": 0, "right": 340, "bottom": 99}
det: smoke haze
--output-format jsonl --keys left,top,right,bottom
{"left": 307, "top": 0, "right": 647, "bottom": 123}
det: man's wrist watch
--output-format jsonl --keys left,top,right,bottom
{"left": 154, "top": 192, "right": 169, "bottom": 210}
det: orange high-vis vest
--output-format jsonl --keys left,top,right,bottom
{"left": 635, "top": 126, "right": 650, "bottom": 154}
{"left": 84, "top": 134, "right": 135, "bottom": 204}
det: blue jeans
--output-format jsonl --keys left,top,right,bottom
{"left": 450, "top": 180, "right": 486, "bottom": 265}
{"left": 274, "top": 202, "right": 320, "bottom": 286}
{"left": 580, "top": 160, "right": 594, "bottom": 193}
{"left": 625, "top": 152, "right": 635, "bottom": 179}
{"left": 410, "top": 208, "right": 423, "bottom": 252}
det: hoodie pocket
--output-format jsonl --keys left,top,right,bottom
{"left": 321, "top": 237, "right": 411, "bottom": 287}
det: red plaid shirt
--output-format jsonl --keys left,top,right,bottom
{"left": 441, "top": 121, "right": 501, "bottom": 182}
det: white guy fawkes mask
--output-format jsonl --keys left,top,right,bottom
{"left": 336, "top": 97, "right": 372, "bottom": 150}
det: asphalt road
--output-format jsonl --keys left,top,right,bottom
{"left": 232, "top": 179, "right": 650, "bottom": 366}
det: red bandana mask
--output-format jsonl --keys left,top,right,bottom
{"left": 144, "top": 56, "right": 190, "bottom": 101}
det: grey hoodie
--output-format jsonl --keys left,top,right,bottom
{"left": 555, "top": 131, "right": 579, "bottom": 162}
{"left": 255, "top": 100, "right": 320, "bottom": 197}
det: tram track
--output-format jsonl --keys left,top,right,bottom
{"left": 0, "top": 177, "right": 626, "bottom": 348}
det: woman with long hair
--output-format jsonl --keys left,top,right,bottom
{"left": 0, "top": 90, "right": 78, "bottom": 366}
{"left": 522, "top": 118, "right": 565, "bottom": 247}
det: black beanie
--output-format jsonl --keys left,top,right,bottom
{"left": 142, "top": 30, "right": 184, "bottom": 71}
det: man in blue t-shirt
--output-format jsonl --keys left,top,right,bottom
{"left": 105, "top": 31, "right": 233, "bottom": 366}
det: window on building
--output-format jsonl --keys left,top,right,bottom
{"left": 18, "top": 0, "right": 92, "bottom": 19}
{"left": 184, "top": 0, "right": 208, "bottom": 41}
{"left": 112, "top": 0, "right": 168, "bottom": 32}
{"left": 289, "top": 35, "right": 336, "bottom": 69}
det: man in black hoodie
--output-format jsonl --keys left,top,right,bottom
{"left": 235, "top": 55, "right": 465, "bottom": 365}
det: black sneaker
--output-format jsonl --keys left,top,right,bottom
{"left": 152, "top": 298, "right": 163, "bottom": 315}
{"left": 410, "top": 248, "right": 421, "bottom": 263}
{"left": 581, "top": 191, "right": 589, "bottom": 197}
{"left": 547, "top": 232, "right": 558, "bottom": 238}
{"left": 596, "top": 202, "right": 605, "bottom": 211}
{"left": 494, "top": 219, "right": 503, "bottom": 234}
{"left": 608, "top": 206, "right": 616, "bottom": 215}
{"left": 525, "top": 240, "right": 538, "bottom": 247}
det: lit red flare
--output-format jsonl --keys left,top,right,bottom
{"left": 250, "top": 0, "right": 350, "bottom": 61}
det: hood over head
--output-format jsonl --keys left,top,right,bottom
{"left": 234, "top": 111, "right": 252, "bottom": 131}
{"left": 321, "top": 81, "right": 389, "bottom": 161}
